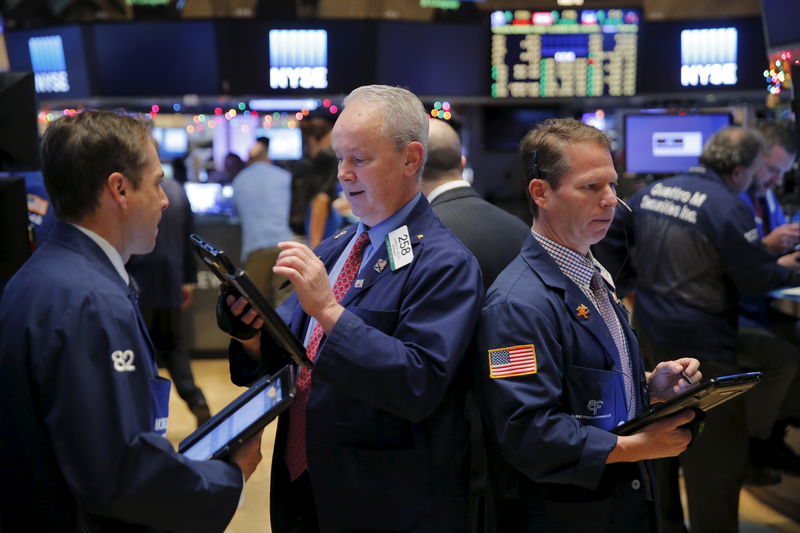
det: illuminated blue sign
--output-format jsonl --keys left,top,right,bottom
{"left": 681, "top": 28, "right": 738, "bottom": 87}
{"left": 28, "top": 35, "right": 70, "bottom": 93}
{"left": 269, "top": 29, "right": 328, "bottom": 90}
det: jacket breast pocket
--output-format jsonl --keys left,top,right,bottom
{"left": 564, "top": 364, "right": 626, "bottom": 431}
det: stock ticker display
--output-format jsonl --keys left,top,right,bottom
{"left": 490, "top": 9, "right": 640, "bottom": 98}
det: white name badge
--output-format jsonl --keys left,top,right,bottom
{"left": 385, "top": 225, "right": 414, "bottom": 271}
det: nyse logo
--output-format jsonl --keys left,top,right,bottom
{"left": 28, "top": 35, "right": 70, "bottom": 93}
{"left": 680, "top": 28, "right": 738, "bottom": 87}
{"left": 269, "top": 29, "right": 328, "bottom": 90}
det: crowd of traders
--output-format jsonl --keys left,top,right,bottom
{"left": 1, "top": 84, "right": 800, "bottom": 533}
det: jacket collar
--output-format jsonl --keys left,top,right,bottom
{"left": 520, "top": 234, "right": 622, "bottom": 370}
{"left": 316, "top": 195, "right": 435, "bottom": 308}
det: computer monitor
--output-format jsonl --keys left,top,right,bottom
{"left": 0, "top": 72, "right": 39, "bottom": 172}
{"left": 254, "top": 127, "right": 303, "bottom": 160}
{"left": 152, "top": 127, "right": 189, "bottom": 160}
{"left": 625, "top": 113, "right": 731, "bottom": 174}
{"left": 0, "top": 176, "right": 32, "bottom": 287}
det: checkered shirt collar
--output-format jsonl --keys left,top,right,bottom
{"left": 531, "top": 230, "right": 597, "bottom": 292}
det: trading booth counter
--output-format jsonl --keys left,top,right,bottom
{"left": 187, "top": 215, "right": 242, "bottom": 356}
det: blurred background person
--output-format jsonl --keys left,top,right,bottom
{"left": 232, "top": 138, "right": 294, "bottom": 307}
{"left": 127, "top": 167, "right": 211, "bottom": 427}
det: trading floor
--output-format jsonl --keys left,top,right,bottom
{"left": 164, "top": 360, "right": 800, "bottom": 533}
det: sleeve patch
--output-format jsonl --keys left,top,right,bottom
{"left": 488, "top": 344, "right": 537, "bottom": 379}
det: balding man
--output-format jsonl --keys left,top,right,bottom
{"left": 224, "top": 85, "right": 483, "bottom": 532}
{"left": 232, "top": 138, "right": 294, "bottom": 306}
{"left": 423, "top": 118, "right": 529, "bottom": 290}
{"left": 597, "top": 126, "right": 800, "bottom": 532}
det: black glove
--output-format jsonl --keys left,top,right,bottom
{"left": 216, "top": 290, "right": 260, "bottom": 341}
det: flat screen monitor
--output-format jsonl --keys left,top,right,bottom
{"left": 490, "top": 8, "right": 640, "bottom": 98}
{"left": 762, "top": 0, "right": 800, "bottom": 48}
{"left": 184, "top": 182, "right": 235, "bottom": 216}
{"left": 0, "top": 72, "right": 39, "bottom": 172}
{"left": 638, "top": 17, "right": 765, "bottom": 93}
{"left": 5, "top": 25, "right": 93, "bottom": 100}
{"left": 152, "top": 127, "right": 189, "bottom": 160}
{"left": 625, "top": 113, "right": 731, "bottom": 175}
{"left": 483, "top": 107, "right": 558, "bottom": 151}
{"left": 0, "top": 176, "right": 32, "bottom": 288}
{"left": 254, "top": 127, "right": 303, "bottom": 160}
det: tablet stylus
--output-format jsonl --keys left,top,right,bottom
{"left": 681, "top": 371, "right": 694, "bottom": 385}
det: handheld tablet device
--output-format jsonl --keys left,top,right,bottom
{"left": 612, "top": 372, "right": 761, "bottom": 436}
{"left": 179, "top": 365, "right": 295, "bottom": 460}
{"left": 190, "top": 233, "right": 312, "bottom": 368}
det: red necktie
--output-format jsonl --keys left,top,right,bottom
{"left": 285, "top": 232, "right": 371, "bottom": 480}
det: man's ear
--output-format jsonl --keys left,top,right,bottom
{"left": 528, "top": 178, "right": 550, "bottom": 209}
{"left": 729, "top": 165, "right": 750, "bottom": 193}
{"left": 107, "top": 172, "right": 128, "bottom": 208}
{"left": 404, "top": 141, "right": 424, "bottom": 178}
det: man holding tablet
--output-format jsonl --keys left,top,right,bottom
{"left": 474, "top": 119, "right": 702, "bottom": 532}
{"left": 0, "top": 111, "right": 262, "bottom": 532}
{"left": 224, "top": 85, "right": 484, "bottom": 532}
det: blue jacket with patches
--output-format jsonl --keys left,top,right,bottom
{"left": 0, "top": 222, "right": 242, "bottom": 532}
{"left": 230, "top": 195, "right": 484, "bottom": 533}
{"left": 474, "top": 234, "right": 652, "bottom": 533}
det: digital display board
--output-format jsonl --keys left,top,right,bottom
{"left": 490, "top": 9, "right": 639, "bottom": 98}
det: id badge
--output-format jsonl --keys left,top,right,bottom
{"left": 385, "top": 225, "right": 414, "bottom": 271}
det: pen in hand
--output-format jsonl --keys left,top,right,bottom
{"left": 680, "top": 371, "right": 694, "bottom": 385}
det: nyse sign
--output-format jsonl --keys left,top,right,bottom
{"left": 680, "top": 27, "right": 738, "bottom": 87}
{"left": 269, "top": 29, "right": 328, "bottom": 90}
{"left": 28, "top": 35, "right": 71, "bottom": 93}
{"left": 270, "top": 66, "right": 327, "bottom": 89}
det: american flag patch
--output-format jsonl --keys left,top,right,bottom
{"left": 488, "top": 345, "right": 537, "bottom": 378}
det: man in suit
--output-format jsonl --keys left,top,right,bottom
{"left": 422, "top": 117, "right": 530, "bottom": 532}
{"left": 475, "top": 118, "right": 701, "bottom": 533}
{"left": 127, "top": 176, "right": 211, "bottom": 426}
{"left": 0, "top": 110, "right": 262, "bottom": 532}
{"left": 422, "top": 118, "right": 529, "bottom": 290}
{"left": 224, "top": 85, "right": 484, "bottom": 532}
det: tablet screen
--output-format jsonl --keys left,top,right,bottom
{"left": 182, "top": 380, "right": 283, "bottom": 461}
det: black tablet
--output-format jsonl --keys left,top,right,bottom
{"left": 612, "top": 372, "right": 762, "bottom": 436}
{"left": 179, "top": 365, "right": 295, "bottom": 460}
{"left": 190, "top": 233, "right": 312, "bottom": 368}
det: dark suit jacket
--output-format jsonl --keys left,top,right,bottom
{"left": 230, "top": 195, "right": 484, "bottom": 532}
{"left": 430, "top": 186, "right": 529, "bottom": 289}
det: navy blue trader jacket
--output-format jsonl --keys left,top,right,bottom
{"left": 598, "top": 168, "right": 797, "bottom": 363}
{"left": 0, "top": 222, "right": 242, "bottom": 533}
{"left": 475, "top": 235, "right": 652, "bottom": 533}
{"left": 230, "top": 195, "right": 484, "bottom": 533}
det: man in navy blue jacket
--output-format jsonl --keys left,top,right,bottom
{"left": 225, "top": 85, "right": 484, "bottom": 532}
{"left": 474, "top": 118, "right": 701, "bottom": 533}
{"left": 597, "top": 126, "right": 800, "bottom": 532}
{"left": 0, "top": 110, "right": 262, "bottom": 532}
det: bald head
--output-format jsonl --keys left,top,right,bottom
{"left": 422, "top": 119, "right": 463, "bottom": 189}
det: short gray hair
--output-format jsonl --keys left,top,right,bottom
{"left": 342, "top": 85, "right": 428, "bottom": 178}
{"left": 700, "top": 126, "right": 766, "bottom": 177}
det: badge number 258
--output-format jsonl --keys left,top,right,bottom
{"left": 386, "top": 225, "right": 414, "bottom": 271}
{"left": 111, "top": 349, "right": 136, "bottom": 372}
